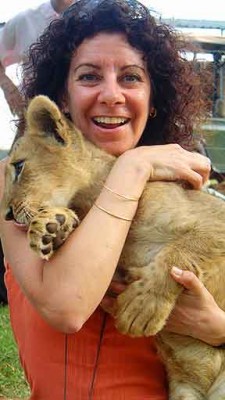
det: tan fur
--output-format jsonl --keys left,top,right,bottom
{"left": 2, "top": 95, "right": 225, "bottom": 399}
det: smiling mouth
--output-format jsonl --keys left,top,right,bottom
{"left": 93, "top": 116, "right": 129, "bottom": 128}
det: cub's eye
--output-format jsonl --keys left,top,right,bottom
{"left": 13, "top": 160, "right": 25, "bottom": 180}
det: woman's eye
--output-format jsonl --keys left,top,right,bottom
{"left": 78, "top": 73, "right": 100, "bottom": 82}
{"left": 13, "top": 160, "right": 24, "bottom": 180}
{"left": 122, "top": 74, "right": 142, "bottom": 83}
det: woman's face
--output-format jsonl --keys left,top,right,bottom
{"left": 64, "top": 32, "right": 151, "bottom": 155}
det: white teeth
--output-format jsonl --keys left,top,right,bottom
{"left": 93, "top": 116, "right": 127, "bottom": 124}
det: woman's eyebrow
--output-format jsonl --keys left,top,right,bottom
{"left": 74, "top": 63, "right": 100, "bottom": 72}
{"left": 121, "top": 65, "right": 146, "bottom": 72}
{"left": 73, "top": 63, "right": 146, "bottom": 73}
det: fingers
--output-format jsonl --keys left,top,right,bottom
{"left": 179, "top": 170, "right": 204, "bottom": 190}
{"left": 145, "top": 144, "right": 211, "bottom": 188}
{"left": 172, "top": 148, "right": 211, "bottom": 188}
{"left": 190, "top": 152, "right": 211, "bottom": 186}
{"left": 171, "top": 266, "right": 205, "bottom": 295}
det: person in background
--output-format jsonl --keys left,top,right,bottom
{"left": 0, "top": 0, "right": 74, "bottom": 115}
{"left": 0, "top": 0, "right": 74, "bottom": 68}
{"left": 1, "top": 0, "right": 224, "bottom": 398}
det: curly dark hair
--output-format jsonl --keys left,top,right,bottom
{"left": 20, "top": 0, "right": 211, "bottom": 147}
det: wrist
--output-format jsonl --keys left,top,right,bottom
{"left": 96, "top": 184, "right": 139, "bottom": 223}
{"left": 211, "top": 308, "right": 225, "bottom": 347}
{"left": 107, "top": 151, "right": 150, "bottom": 200}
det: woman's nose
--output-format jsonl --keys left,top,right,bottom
{"left": 98, "top": 79, "right": 125, "bottom": 105}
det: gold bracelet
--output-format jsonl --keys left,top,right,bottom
{"left": 94, "top": 203, "right": 133, "bottom": 221}
{"left": 103, "top": 185, "right": 139, "bottom": 201}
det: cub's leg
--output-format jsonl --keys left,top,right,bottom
{"left": 115, "top": 242, "right": 202, "bottom": 336}
{"left": 115, "top": 261, "right": 182, "bottom": 336}
{"left": 28, "top": 207, "right": 79, "bottom": 260}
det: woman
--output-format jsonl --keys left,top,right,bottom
{"left": 1, "top": 0, "right": 225, "bottom": 399}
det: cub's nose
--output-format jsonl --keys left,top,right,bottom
{"left": 5, "top": 207, "right": 14, "bottom": 221}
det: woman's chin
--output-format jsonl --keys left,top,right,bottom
{"left": 95, "top": 138, "right": 135, "bottom": 156}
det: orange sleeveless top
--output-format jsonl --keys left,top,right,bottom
{"left": 5, "top": 264, "right": 168, "bottom": 400}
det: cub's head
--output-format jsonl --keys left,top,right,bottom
{"left": 1, "top": 95, "right": 88, "bottom": 226}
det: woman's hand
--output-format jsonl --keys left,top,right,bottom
{"left": 165, "top": 267, "right": 225, "bottom": 346}
{"left": 117, "top": 144, "right": 211, "bottom": 191}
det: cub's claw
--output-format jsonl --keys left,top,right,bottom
{"left": 115, "top": 279, "right": 173, "bottom": 337}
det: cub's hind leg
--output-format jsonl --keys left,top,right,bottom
{"left": 157, "top": 333, "right": 224, "bottom": 400}
{"left": 208, "top": 369, "right": 225, "bottom": 400}
{"left": 28, "top": 207, "right": 79, "bottom": 260}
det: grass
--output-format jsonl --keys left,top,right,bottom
{"left": 0, "top": 305, "right": 30, "bottom": 399}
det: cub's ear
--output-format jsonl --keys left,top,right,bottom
{"left": 26, "top": 95, "right": 71, "bottom": 145}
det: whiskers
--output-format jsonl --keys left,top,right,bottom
{"left": 13, "top": 200, "right": 41, "bottom": 225}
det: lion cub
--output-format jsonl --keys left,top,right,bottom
{"left": 2, "top": 95, "right": 225, "bottom": 400}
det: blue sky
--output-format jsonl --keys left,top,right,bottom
{"left": 1, "top": 0, "right": 225, "bottom": 21}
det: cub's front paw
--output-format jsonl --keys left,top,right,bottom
{"left": 28, "top": 207, "right": 79, "bottom": 260}
{"left": 115, "top": 279, "right": 173, "bottom": 337}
